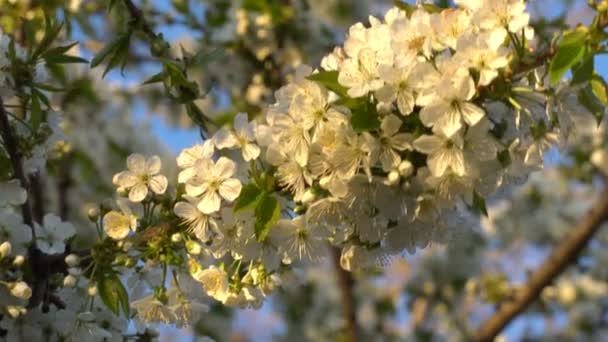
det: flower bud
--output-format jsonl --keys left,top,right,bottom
{"left": 9, "top": 281, "right": 32, "bottom": 300}
{"left": 63, "top": 275, "right": 77, "bottom": 288}
{"left": 65, "top": 254, "right": 80, "bottom": 267}
{"left": 12, "top": 255, "right": 24, "bottom": 267}
{"left": 186, "top": 241, "right": 202, "bottom": 255}
{"left": 0, "top": 241, "right": 11, "bottom": 258}
{"left": 398, "top": 160, "right": 414, "bottom": 177}
{"left": 171, "top": 233, "right": 182, "bottom": 243}
{"left": 87, "top": 282, "right": 98, "bottom": 296}
{"left": 386, "top": 170, "right": 400, "bottom": 186}
{"left": 87, "top": 207, "right": 100, "bottom": 221}
{"left": 301, "top": 189, "right": 315, "bottom": 204}
{"left": 6, "top": 305, "right": 26, "bottom": 318}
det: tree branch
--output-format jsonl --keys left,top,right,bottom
{"left": 0, "top": 97, "right": 36, "bottom": 243}
{"left": 473, "top": 184, "right": 608, "bottom": 342}
{"left": 331, "top": 247, "right": 359, "bottom": 342}
{"left": 122, "top": 0, "right": 156, "bottom": 40}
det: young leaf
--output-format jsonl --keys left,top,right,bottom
{"left": 350, "top": 99, "right": 380, "bottom": 132}
{"left": 30, "top": 92, "right": 43, "bottom": 131}
{"left": 306, "top": 70, "right": 348, "bottom": 97}
{"left": 98, "top": 273, "right": 130, "bottom": 316}
{"left": 43, "top": 53, "right": 89, "bottom": 64}
{"left": 254, "top": 193, "right": 281, "bottom": 242}
{"left": 591, "top": 75, "right": 608, "bottom": 105}
{"left": 570, "top": 54, "right": 594, "bottom": 85}
{"left": 549, "top": 30, "right": 587, "bottom": 85}
{"left": 142, "top": 71, "right": 165, "bottom": 85}
{"left": 234, "top": 183, "right": 263, "bottom": 212}
{"left": 90, "top": 32, "right": 131, "bottom": 70}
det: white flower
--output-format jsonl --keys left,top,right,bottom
{"left": 177, "top": 140, "right": 214, "bottom": 183}
{"left": 376, "top": 60, "right": 436, "bottom": 115}
{"left": 376, "top": 114, "right": 413, "bottom": 171}
{"left": 185, "top": 157, "right": 242, "bottom": 214}
{"left": 113, "top": 154, "right": 168, "bottom": 202}
{"left": 413, "top": 132, "right": 466, "bottom": 177}
{"left": 190, "top": 264, "right": 230, "bottom": 302}
{"left": 174, "top": 196, "right": 219, "bottom": 242}
{"left": 390, "top": 9, "right": 434, "bottom": 63}
{"left": 103, "top": 199, "right": 137, "bottom": 240}
{"left": 9, "top": 281, "right": 32, "bottom": 300}
{"left": 213, "top": 113, "right": 261, "bottom": 161}
{"left": 275, "top": 216, "right": 327, "bottom": 263}
{"left": 0, "top": 180, "right": 27, "bottom": 207}
{"left": 456, "top": 29, "right": 510, "bottom": 86}
{"left": 132, "top": 295, "right": 177, "bottom": 324}
{"left": 35, "top": 214, "right": 75, "bottom": 254}
{"left": 0, "top": 209, "right": 31, "bottom": 255}
{"left": 417, "top": 76, "right": 485, "bottom": 137}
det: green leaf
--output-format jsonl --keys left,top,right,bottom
{"left": 254, "top": 193, "right": 281, "bottom": 242}
{"left": 577, "top": 82, "right": 605, "bottom": 125}
{"left": 30, "top": 92, "right": 42, "bottom": 131}
{"left": 591, "top": 75, "right": 608, "bottom": 105}
{"left": 472, "top": 190, "right": 488, "bottom": 217}
{"left": 234, "top": 183, "right": 263, "bottom": 212}
{"left": 570, "top": 54, "right": 594, "bottom": 85}
{"left": 549, "top": 30, "right": 587, "bottom": 85}
{"left": 141, "top": 71, "right": 165, "bottom": 85}
{"left": 43, "top": 53, "right": 89, "bottom": 64}
{"left": 350, "top": 99, "right": 380, "bottom": 132}
{"left": 31, "top": 15, "right": 64, "bottom": 60}
{"left": 306, "top": 71, "right": 348, "bottom": 97}
{"left": 98, "top": 273, "right": 130, "bottom": 316}
{"left": 90, "top": 32, "right": 131, "bottom": 69}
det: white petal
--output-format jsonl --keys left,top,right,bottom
{"left": 127, "top": 154, "right": 146, "bottom": 174}
{"left": 145, "top": 156, "right": 162, "bottom": 175}
{"left": 174, "top": 201, "right": 198, "bottom": 220}
{"left": 419, "top": 103, "right": 447, "bottom": 128}
{"left": 128, "top": 183, "right": 148, "bottom": 202}
{"left": 178, "top": 167, "right": 197, "bottom": 184}
{"left": 413, "top": 135, "right": 442, "bottom": 154}
{"left": 233, "top": 113, "right": 249, "bottom": 132}
{"left": 381, "top": 114, "right": 402, "bottom": 136}
{"left": 213, "top": 128, "right": 238, "bottom": 149}
{"left": 214, "top": 157, "right": 236, "bottom": 179}
{"left": 198, "top": 191, "right": 221, "bottom": 214}
{"left": 434, "top": 106, "right": 462, "bottom": 137}
{"left": 460, "top": 102, "right": 485, "bottom": 126}
{"left": 149, "top": 175, "right": 168, "bottom": 194}
{"left": 242, "top": 143, "right": 261, "bottom": 161}
{"left": 219, "top": 178, "right": 242, "bottom": 202}
{"left": 114, "top": 171, "right": 139, "bottom": 188}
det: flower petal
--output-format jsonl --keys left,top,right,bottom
{"left": 218, "top": 178, "right": 242, "bottom": 202}
{"left": 149, "top": 175, "right": 168, "bottom": 195}
{"left": 198, "top": 191, "right": 221, "bottom": 214}
{"left": 127, "top": 154, "right": 146, "bottom": 174}
{"left": 145, "top": 156, "right": 162, "bottom": 175}
{"left": 214, "top": 157, "right": 236, "bottom": 179}
{"left": 128, "top": 183, "right": 148, "bottom": 202}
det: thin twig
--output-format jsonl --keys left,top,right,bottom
{"left": 331, "top": 247, "right": 359, "bottom": 342}
{"left": 0, "top": 97, "right": 36, "bottom": 243}
{"left": 122, "top": 0, "right": 156, "bottom": 40}
{"left": 473, "top": 184, "right": 608, "bottom": 341}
